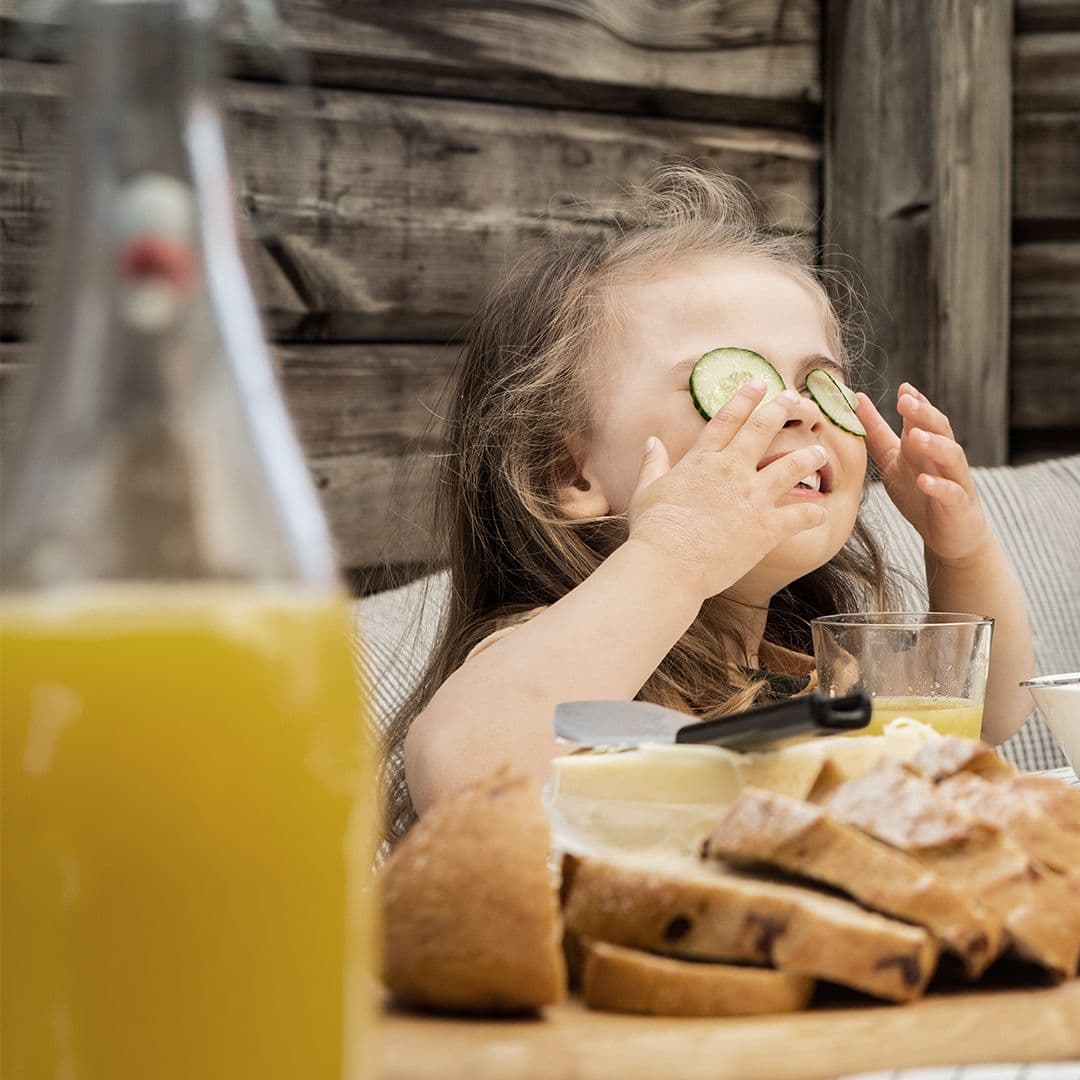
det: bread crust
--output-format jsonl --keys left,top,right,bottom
{"left": 379, "top": 770, "right": 566, "bottom": 1011}
{"left": 561, "top": 851, "right": 939, "bottom": 1002}
{"left": 581, "top": 939, "right": 814, "bottom": 1017}
{"left": 703, "top": 786, "right": 1003, "bottom": 976}
{"left": 823, "top": 759, "right": 1080, "bottom": 978}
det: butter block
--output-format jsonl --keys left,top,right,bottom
{"left": 546, "top": 720, "right": 940, "bottom": 855}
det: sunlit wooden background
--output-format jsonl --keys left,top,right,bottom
{"left": 1, "top": 0, "right": 1077, "bottom": 587}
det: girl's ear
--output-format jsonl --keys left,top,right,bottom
{"left": 557, "top": 468, "right": 610, "bottom": 520}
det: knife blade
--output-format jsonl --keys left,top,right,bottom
{"left": 553, "top": 691, "right": 872, "bottom": 752}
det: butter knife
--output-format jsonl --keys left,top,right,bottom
{"left": 553, "top": 691, "right": 871, "bottom": 751}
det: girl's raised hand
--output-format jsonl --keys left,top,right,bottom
{"left": 628, "top": 379, "right": 828, "bottom": 599}
{"left": 855, "top": 384, "right": 991, "bottom": 564}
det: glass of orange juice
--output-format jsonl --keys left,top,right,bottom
{"left": 811, "top": 613, "right": 993, "bottom": 739}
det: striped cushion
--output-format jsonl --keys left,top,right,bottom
{"left": 356, "top": 455, "right": 1080, "bottom": 772}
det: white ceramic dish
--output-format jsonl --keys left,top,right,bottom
{"left": 1021, "top": 672, "right": 1080, "bottom": 771}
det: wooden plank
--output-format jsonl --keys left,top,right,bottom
{"left": 823, "top": 0, "right": 1013, "bottom": 466}
{"left": 1014, "top": 113, "right": 1080, "bottom": 223}
{"left": 1010, "top": 429, "right": 1080, "bottom": 463}
{"left": 0, "top": 0, "right": 823, "bottom": 128}
{"left": 1014, "top": 32, "right": 1080, "bottom": 113}
{"left": 1010, "top": 242, "right": 1080, "bottom": 430}
{"left": 0, "top": 58, "right": 821, "bottom": 343}
{"left": 378, "top": 982, "right": 1080, "bottom": 1080}
{"left": 1, "top": 342, "right": 455, "bottom": 570}
{"left": 1016, "top": 0, "right": 1080, "bottom": 32}
{"left": 278, "top": 343, "right": 452, "bottom": 569}
{"left": 930, "top": 1, "right": 1013, "bottom": 466}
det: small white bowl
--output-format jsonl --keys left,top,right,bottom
{"left": 1021, "top": 672, "right": 1080, "bottom": 771}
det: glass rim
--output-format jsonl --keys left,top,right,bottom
{"left": 1020, "top": 672, "right": 1080, "bottom": 688}
{"left": 811, "top": 611, "right": 994, "bottom": 629}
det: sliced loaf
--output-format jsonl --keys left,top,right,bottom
{"left": 580, "top": 939, "right": 814, "bottom": 1017}
{"left": 561, "top": 850, "right": 938, "bottom": 1002}
{"left": 702, "top": 786, "right": 1003, "bottom": 976}
{"left": 822, "top": 758, "right": 1080, "bottom": 978}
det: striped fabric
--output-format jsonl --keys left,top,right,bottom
{"left": 356, "top": 455, "right": 1080, "bottom": 772}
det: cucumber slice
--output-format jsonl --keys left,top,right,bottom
{"left": 806, "top": 368, "right": 866, "bottom": 437}
{"left": 689, "top": 348, "right": 785, "bottom": 421}
{"left": 826, "top": 370, "right": 858, "bottom": 410}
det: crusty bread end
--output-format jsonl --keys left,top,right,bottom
{"left": 379, "top": 769, "right": 566, "bottom": 1012}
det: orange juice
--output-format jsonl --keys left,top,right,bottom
{"left": 1, "top": 585, "right": 374, "bottom": 1080}
{"left": 863, "top": 695, "right": 984, "bottom": 738}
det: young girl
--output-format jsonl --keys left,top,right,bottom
{"left": 385, "top": 165, "right": 1034, "bottom": 841}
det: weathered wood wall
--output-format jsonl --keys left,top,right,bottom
{"left": 824, "top": 0, "right": 1015, "bottom": 464}
{"left": 1011, "top": 1, "right": 1080, "bottom": 459}
{"left": 1, "top": 1, "right": 1076, "bottom": 582}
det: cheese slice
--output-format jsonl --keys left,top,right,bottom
{"left": 552, "top": 744, "right": 746, "bottom": 804}
{"left": 546, "top": 720, "right": 940, "bottom": 855}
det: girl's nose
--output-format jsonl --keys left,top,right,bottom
{"left": 783, "top": 393, "right": 824, "bottom": 430}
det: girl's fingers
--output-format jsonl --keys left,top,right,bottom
{"left": 724, "top": 388, "right": 804, "bottom": 458}
{"left": 761, "top": 444, "right": 828, "bottom": 496}
{"left": 916, "top": 472, "right": 969, "bottom": 507}
{"left": 898, "top": 381, "right": 929, "bottom": 404}
{"left": 900, "top": 425, "right": 939, "bottom": 478}
{"left": 907, "top": 430, "right": 973, "bottom": 487}
{"left": 696, "top": 378, "right": 770, "bottom": 452}
{"left": 635, "top": 434, "right": 672, "bottom": 493}
{"left": 897, "top": 388, "right": 954, "bottom": 439}
{"left": 855, "top": 392, "right": 900, "bottom": 466}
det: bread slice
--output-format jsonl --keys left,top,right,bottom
{"left": 560, "top": 850, "right": 938, "bottom": 1002}
{"left": 701, "top": 786, "right": 1003, "bottom": 977}
{"left": 822, "top": 758, "right": 1080, "bottom": 978}
{"left": 580, "top": 939, "right": 814, "bottom": 1017}
{"left": 936, "top": 771, "right": 1080, "bottom": 874}
{"left": 910, "top": 737, "right": 1017, "bottom": 783}
{"left": 379, "top": 769, "right": 565, "bottom": 1012}
{"left": 1007, "top": 773, "right": 1080, "bottom": 833}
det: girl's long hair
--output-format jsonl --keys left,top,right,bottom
{"left": 381, "top": 164, "right": 897, "bottom": 844}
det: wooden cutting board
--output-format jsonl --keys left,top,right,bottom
{"left": 377, "top": 979, "right": 1080, "bottom": 1080}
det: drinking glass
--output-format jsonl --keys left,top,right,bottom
{"left": 811, "top": 613, "right": 993, "bottom": 738}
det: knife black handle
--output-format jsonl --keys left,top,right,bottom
{"left": 674, "top": 690, "right": 871, "bottom": 752}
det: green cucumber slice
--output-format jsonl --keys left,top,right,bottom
{"left": 826, "top": 370, "right": 858, "bottom": 410}
{"left": 805, "top": 368, "right": 866, "bottom": 437}
{"left": 689, "top": 348, "right": 785, "bottom": 421}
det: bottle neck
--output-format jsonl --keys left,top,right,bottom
{"left": 73, "top": 0, "right": 215, "bottom": 184}
{"left": 2, "top": 0, "right": 340, "bottom": 590}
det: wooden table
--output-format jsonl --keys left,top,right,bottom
{"left": 378, "top": 979, "right": 1080, "bottom": 1079}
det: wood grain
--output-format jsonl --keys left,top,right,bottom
{"left": 930, "top": 1, "right": 1013, "bottom": 466}
{"left": 0, "top": 0, "right": 823, "bottom": 128}
{"left": 1, "top": 342, "right": 455, "bottom": 570}
{"left": 1016, "top": 0, "right": 1080, "bottom": 32}
{"left": 0, "top": 58, "right": 821, "bottom": 342}
{"left": 1014, "top": 113, "right": 1080, "bottom": 224}
{"left": 378, "top": 981, "right": 1080, "bottom": 1080}
{"left": 1014, "top": 32, "right": 1080, "bottom": 113}
{"left": 824, "top": 0, "right": 1013, "bottom": 466}
{"left": 1011, "top": 243, "right": 1080, "bottom": 430}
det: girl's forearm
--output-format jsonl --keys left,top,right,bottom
{"left": 925, "top": 536, "right": 1035, "bottom": 744}
{"left": 405, "top": 538, "right": 704, "bottom": 812}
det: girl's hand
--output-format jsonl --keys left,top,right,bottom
{"left": 856, "top": 384, "right": 992, "bottom": 565}
{"left": 628, "top": 379, "right": 828, "bottom": 599}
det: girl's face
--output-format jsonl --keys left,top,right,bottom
{"left": 576, "top": 254, "right": 867, "bottom": 601}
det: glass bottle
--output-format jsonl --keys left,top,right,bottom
{"left": 0, "top": 2, "right": 374, "bottom": 1077}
